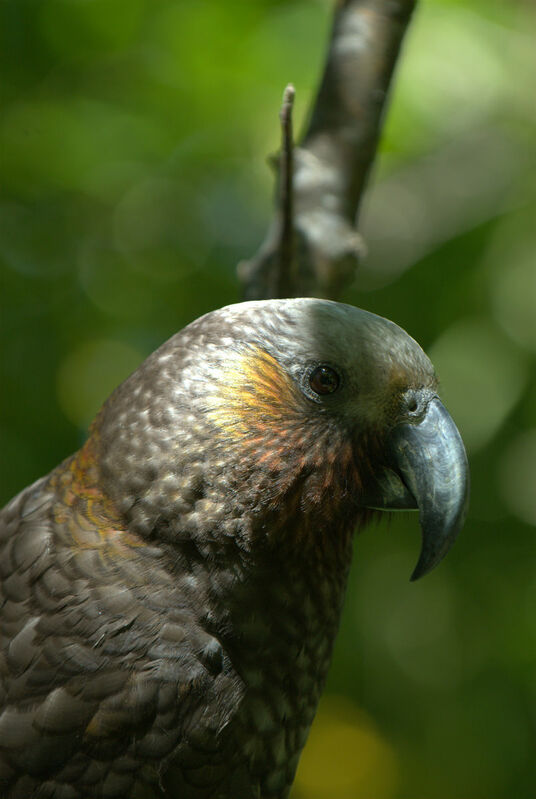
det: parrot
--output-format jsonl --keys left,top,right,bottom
{"left": 0, "top": 298, "right": 468, "bottom": 799}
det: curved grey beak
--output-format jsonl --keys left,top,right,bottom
{"left": 365, "top": 398, "right": 469, "bottom": 581}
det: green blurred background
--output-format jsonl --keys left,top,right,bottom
{"left": 1, "top": 0, "right": 535, "bottom": 796}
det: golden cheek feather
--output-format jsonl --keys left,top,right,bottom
{"left": 206, "top": 346, "right": 303, "bottom": 438}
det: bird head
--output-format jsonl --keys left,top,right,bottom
{"left": 92, "top": 299, "right": 468, "bottom": 579}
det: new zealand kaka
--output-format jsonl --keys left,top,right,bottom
{"left": 0, "top": 299, "right": 468, "bottom": 799}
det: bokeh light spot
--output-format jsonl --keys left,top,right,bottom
{"left": 354, "top": 550, "right": 461, "bottom": 689}
{"left": 292, "top": 696, "right": 398, "bottom": 799}
{"left": 489, "top": 236, "right": 536, "bottom": 353}
{"left": 78, "top": 242, "right": 154, "bottom": 319}
{"left": 428, "top": 318, "right": 528, "bottom": 452}
{"left": 384, "top": 3, "right": 511, "bottom": 143}
{"left": 57, "top": 339, "right": 143, "bottom": 428}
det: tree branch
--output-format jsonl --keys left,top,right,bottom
{"left": 239, "top": 0, "right": 417, "bottom": 300}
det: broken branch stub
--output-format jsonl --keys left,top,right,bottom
{"left": 239, "top": 0, "right": 417, "bottom": 301}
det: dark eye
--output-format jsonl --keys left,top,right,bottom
{"left": 308, "top": 365, "right": 340, "bottom": 396}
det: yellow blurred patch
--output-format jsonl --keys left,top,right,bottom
{"left": 291, "top": 696, "right": 399, "bottom": 799}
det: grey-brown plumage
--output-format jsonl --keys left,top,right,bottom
{"left": 0, "top": 299, "right": 469, "bottom": 798}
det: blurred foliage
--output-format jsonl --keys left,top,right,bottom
{"left": 1, "top": 0, "right": 535, "bottom": 796}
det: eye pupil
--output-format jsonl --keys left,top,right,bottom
{"left": 309, "top": 365, "right": 340, "bottom": 395}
